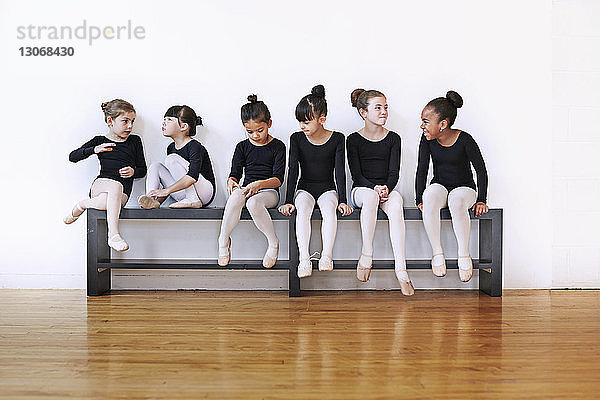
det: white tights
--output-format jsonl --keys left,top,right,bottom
{"left": 422, "top": 183, "right": 477, "bottom": 258}
{"left": 218, "top": 188, "right": 279, "bottom": 249}
{"left": 353, "top": 187, "right": 406, "bottom": 272}
{"left": 78, "top": 178, "right": 128, "bottom": 238}
{"left": 294, "top": 190, "right": 338, "bottom": 261}
{"left": 146, "top": 153, "right": 214, "bottom": 204}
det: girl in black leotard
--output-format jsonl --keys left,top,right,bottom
{"left": 279, "top": 85, "right": 353, "bottom": 278}
{"left": 217, "top": 95, "right": 287, "bottom": 269}
{"left": 347, "top": 88, "right": 414, "bottom": 296}
{"left": 138, "top": 105, "right": 215, "bottom": 209}
{"left": 64, "top": 99, "right": 147, "bottom": 252}
{"left": 416, "top": 90, "right": 488, "bottom": 282}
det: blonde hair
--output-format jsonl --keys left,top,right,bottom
{"left": 100, "top": 99, "right": 135, "bottom": 123}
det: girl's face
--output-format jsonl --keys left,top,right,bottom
{"left": 361, "top": 96, "right": 388, "bottom": 126}
{"left": 420, "top": 106, "right": 445, "bottom": 140}
{"left": 299, "top": 115, "right": 326, "bottom": 137}
{"left": 108, "top": 111, "right": 136, "bottom": 140}
{"left": 244, "top": 119, "right": 272, "bottom": 144}
{"left": 162, "top": 116, "right": 184, "bottom": 138}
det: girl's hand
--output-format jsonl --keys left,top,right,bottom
{"left": 242, "top": 182, "right": 262, "bottom": 198}
{"left": 418, "top": 203, "right": 423, "bottom": 212}
{"left": 147, "top": 188, "right": 169, "bottom": 198}
{"left": 374, "top": 185, "right": 389, "bottom": 203}
{"left": 278, "top": 204, "right": 296, "bottom": 216}
{"left": 227, "top": 178, "right": 241, "bottom": 195}
{"left": 338, "top": 203, "right": 354, "bottom": 216}
{"left": 472, "top": 202, "right": 489, "bottom": 217}
{"left": 94, "top": 143, "right": 115, "bottom": 153}
{"left": 119, "top": 166, "right": 134, "bottom": 178}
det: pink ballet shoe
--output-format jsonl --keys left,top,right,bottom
{"left": 356, "top": 253, "right": 372, "bottom": 282}
{"left": 138, "top": 195, "right": 160, "bottom": 209}
{"left": 169, "top": 199, "right": 203, "bottom": 209}
{"left": 458, "top": 256, "right": 473, "bottom": 282}
{"left": 63, "top": 204, "right": 85, "bottom": 224}
{"left": 263, "top": 243, "right": 279, "bottom": 269}
{"left": 431, "top": 253, "right": 446, "bottom": 277}
{"left": 108, "top": 234, "right": 129, "bottom": 252}
{"left": 218, "top": 238, "right": 231, "bottom": 267}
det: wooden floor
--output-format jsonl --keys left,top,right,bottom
{"left": 0, "top": 290, "right": 599, "bottom": 399}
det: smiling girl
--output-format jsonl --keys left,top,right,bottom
{"left": 416, "top": 90, "right": 488, "bottom": 282}
{"left": 64, "top": 99, "right": 147, "bottom": 251}
{"left": 347, "top": 89, "right": 413, "bottom": 295}
{"left": 217, "top": 95, "right": 286, "bottom": 269}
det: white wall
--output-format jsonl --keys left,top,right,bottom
{"left": 0, "top": 0, "right": 559, "bottom": 289}
{"left": 552, "top": 0, "right": 600, "bottom": 288}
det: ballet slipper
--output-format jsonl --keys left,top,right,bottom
{"left": 395, "top": 269, "right": 415, "bottom": 296}
{"left": 169, "top": 198, "right": 203, "bottom": 209}
{"left": 63, "top": 204, "right": 85, "bottom": 224}
{"left": 297, "top": 258, "right": 313, "bottom": 278}
{"left": 263, "top": 243, "right": 279, "bottom": 269}
{"left": 318, "top": 254, "right": 334, "bottom": 271}
{"left": 356, "top": 253, "right": 372, "bottom": 282}
{"left": 458, "top": 256, "right": 473, "bottom": 282}
{"left": 138, "top": 195, "right": 160, "bottom": 209}
{"left": 431, "top": 253, "right": 447, "bottom": 277}
{"left": 108, "top": 234, "right": 129, "bottom": 252}
{"left": 218, "top": 237, "right": 231, "bottom": 267}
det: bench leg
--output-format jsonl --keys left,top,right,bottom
{"left": 288, "top": 215, "right": 301, "bottom": 297}
{"left": 87, "top": 212, "right": 111, "bottom": 296}
{"left": 478, "top": 210, "right": 502, "bottom": 297}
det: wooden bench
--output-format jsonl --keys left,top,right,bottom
{"left": 87, "top": 207, "right": 502, "bottom": 297}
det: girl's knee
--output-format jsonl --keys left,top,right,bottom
{"left": 148, "top": 162, "right": 164, "bottom": 172}
{"left": 246, "top": 196, "right": 265, "bottom": 212}
{"left": 361, "top": 189, "right": 380, "bottom": 210}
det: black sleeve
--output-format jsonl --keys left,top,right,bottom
{"left": 228, "top": 141, "right": 245, "bottom": 182}
{"left": 132, "top": 136, "right": 147, "bottom": 179}
{"left": 386, "top": 134, "right": 401, "bottom": 190}
{"left": 415, "top": 135, "right": 430, "bottom": 205}
{"left": 271, "top": 141, "right": 286, "bottom": 186}
{"left": 347, "top": 134, "right": 376, "bottom": 189}
{"left": 285, "top": 133, "right": 300, "bottom": 204}
{"left": 185, "top": 143, "right": 203, "bottom": 181}
{"left": 466, "top": 135, "right": 488, "bottom": 203}
{"left": 69, "top": 136, "right": 100, "bottom": 163}
{"left": 334, "top": 133, "right": 347, "bottom": 204}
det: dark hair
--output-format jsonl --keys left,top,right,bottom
{"left": 350, "top": 88, "right": 386, "bottom": 118}
{"left": 101, "top": 99, "right": 135, "bottom": 123}
{"left": 295, "top": 84, "right": 327, "bottom": 122}
{"left": 241, "top": 94, "right": 271, "bottom": 124}
{"left": 164, "top": 105, "right": 202, "bottom": 136}
{"left": 426, "top": 90, "right": 463, "bottom": 126}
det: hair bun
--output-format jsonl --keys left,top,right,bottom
{"left": 446, "top": 90, "right": 463, "bottom": 108}
{"left": 311, "top": 84, "right": 325, "bottom": 98}
{"left": 350, "top": 88, "right": 365, "bottom": 108}
{"left": 247, "top": 94, "right": 258, "bottom": 103}
{"left": 195, "top": 116, "right": 203, "bottom": 126}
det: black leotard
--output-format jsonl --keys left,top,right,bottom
{"left": 69, "top": 135, "right": 147, "bottom": 197}
{"left": 285, "top": 131, "right": 347, "bottom": 204}
{"left": 228, "top": 138, "right": 286, "bottom": 189}
{"left": 167, "top": 139, "right": 216, "bottom": 205}
{"left": 347, "top": 131, "right": 401, "bottom": 190}
{"left": 415, "top": 131, "right": 487, "bottom": 205}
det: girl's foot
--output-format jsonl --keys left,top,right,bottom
{"left": 138, "top": 195, "right": 160, "bottom": 209}
{"left": 169, "top": 198, "right": 203, "bottom": 209}
{"left": 218, "top": 238, "right": 231, "bottom": 266}
{"left": 108, "top": 234, "right": 129, "bottom": 252}
{"left": 297, "top": 258, "right": 313, "bottom": 278}
{"left": 356, "top": 253, "right": 373, "bottom": 282}
{"left": 318, "top": 254, "right": 334, "bottom": 271}
{"left": 395, "top": 269, "right": 415, "bottom": 296}
{"left": 263, "top": 242, "right": 279, "bottom": 269}
{"left": 458, "top": 256, "right": 473, "bottom": 282}
{"left": 64, "top": 204, "right": 85, "bottom": 224}
{"left": 431, "top": 253, "right": 447, "bottom": 277}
